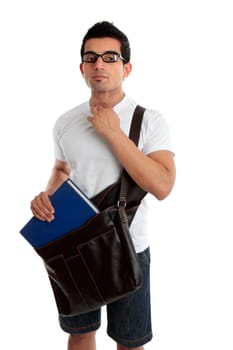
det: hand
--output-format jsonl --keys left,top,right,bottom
{"left": 87, "top": 105, "right": 120, "bottom": 139}
{"left": 31, "top": 191, "right": 55, "bottom": 222}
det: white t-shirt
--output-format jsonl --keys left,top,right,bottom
{"left": 53, "top": 96, "right": 173, "bottom": 253}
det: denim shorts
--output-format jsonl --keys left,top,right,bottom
{"left": 59, "top": 247, "right": 152, "bottom": 348}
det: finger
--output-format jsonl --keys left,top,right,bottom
{"left": 91, "top": 105, "right": 103, "bottom": 115}
{"left": 31, "top": 193, "right": 54, "bottom": 222}
{"left": 90, "top": 106, "right": 97, "bottom": 115}
{"left": 30, "top": 204, "right": 47, "bottom": 221}
{"left": 40, "top": 192, "right": 55, "bottom": 213}
{"left": 31, "top": 205, "right": 54, "bottom": 222}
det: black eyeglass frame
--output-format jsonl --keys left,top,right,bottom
{"left": 81, "top": 50, "right": 126, "bottom": 63}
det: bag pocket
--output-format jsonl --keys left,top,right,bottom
{"left": 45, "top": 253, "right": 104, "bottom": 316}
{"left": 76, "top": 226, "right": 136, "bottom": 304}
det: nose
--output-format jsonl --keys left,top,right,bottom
{"left": 93, "top": 56, "right": 105, "bottom": 69}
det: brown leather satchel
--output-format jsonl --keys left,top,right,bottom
{"left": 36, "top": 105, "right": 147, "bottom": 316}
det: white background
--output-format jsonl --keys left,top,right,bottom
{"left": 1, "top": 0, "right": 233, "bottom": 349}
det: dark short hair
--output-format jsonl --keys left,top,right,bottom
{"left": 80, "top": 21, "right": 131, "bottom": 64}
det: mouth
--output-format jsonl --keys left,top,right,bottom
{"left": 92, "top": 75, "right": 107, "bottom": 80}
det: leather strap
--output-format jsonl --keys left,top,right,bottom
{"left": 128, "top": 105, "right": 145, "bottom": 145}
{"left": 118, "top": 105, "right": 145, "bottom": 206}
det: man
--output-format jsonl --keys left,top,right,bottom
{"left": 31, "top": 21, "right": 176, "bottom": 350}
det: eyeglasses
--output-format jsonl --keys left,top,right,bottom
{"left": 82, "top": 51, "right": 125, "bottom": 63}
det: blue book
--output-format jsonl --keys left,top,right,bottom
{"left": 20, "top": 179, "right": 99, "bottom": 248}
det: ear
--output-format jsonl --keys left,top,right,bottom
{"left": 80, "top": 63, "right": 84, "bottom": 76}
{"left": 123, "top": 62, "right": 132, "bottom": 79}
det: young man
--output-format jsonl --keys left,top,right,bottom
{"left": 31, "top": 21, "right": 176, "bottom": 350}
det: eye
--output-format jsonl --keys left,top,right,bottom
{"left": 102, "top": 51, "right": 120, "bottom": 63}
{"left": 102, "top": 53, "right": 118, "bottom": 62}
{"left": 83, "top": 53, "right": 97, "bottom": 62}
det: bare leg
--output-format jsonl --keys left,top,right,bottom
{"left": 68, "top": 331, "right": 96, "bottom": 350}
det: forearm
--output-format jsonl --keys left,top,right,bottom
{"left": 106, "top": 130, "right": 175, "bottom": 199}
{"left": 45, "top": 171, "right": 68, "bottom": 195}
{"left": 45, "top": 162, "right": 70, "bottom": 195}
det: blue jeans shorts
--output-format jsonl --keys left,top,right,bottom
{"left": 59, "top": 247, "right": 152, "bottom": 348}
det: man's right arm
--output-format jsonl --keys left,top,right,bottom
{"left": 30, "top": 160, "right": 71, "bottom": 222}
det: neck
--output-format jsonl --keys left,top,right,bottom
{"left": 89, "top": 91, "right": 125, "bottom": 108}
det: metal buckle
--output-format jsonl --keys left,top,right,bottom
{"left": 117, "top": 200, "right": 126, "bottom": 208}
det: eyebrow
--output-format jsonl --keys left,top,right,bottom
{"left": 83, "top": 50, "right": 120, "bottom": 54}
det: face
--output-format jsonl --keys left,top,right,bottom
{"left": 80, "top": 37, "right": 132, "bottom": 94}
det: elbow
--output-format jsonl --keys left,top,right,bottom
{"left": 139, "top": 161, "right": 176, "bottom": 200}
{"left": 150, "top": 177, "right": 176, "bottom": 201}
{"left": 155, "top": 188, "right": 172, "bottom": 201}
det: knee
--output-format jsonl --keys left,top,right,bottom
{"left": 68, "top": 331, "right": 96, "bottom": 348}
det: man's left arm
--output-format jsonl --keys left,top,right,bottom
{"left": 88, "top": 106, "right": 176, "bottom": 200}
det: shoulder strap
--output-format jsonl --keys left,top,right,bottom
{"left": 128, "top": 105, "right": 145, "bottom": 145}
{"left": 118, "top": 105, "right": 146, "bottom": 206}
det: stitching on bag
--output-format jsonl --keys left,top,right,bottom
{"left": 45, "top": 253, "right": 64, "bottom": 263}
{"left": 76, "top": 227, "right": 117, "bottom": 248}
{"left": 63, "top": 257, "right": 91, "bottom": 308}
{"left": 78, "top": 250, "right": 105, "bottom": 303}
{"left": 46, "top": 254, "right": 90, "bottom": 309}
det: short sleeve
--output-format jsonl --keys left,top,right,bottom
{"left": 53, "top": 118, "right": 67, "bottom": 161}
{"left": 140, "top": 109, "right": 174, "bottom": 155}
